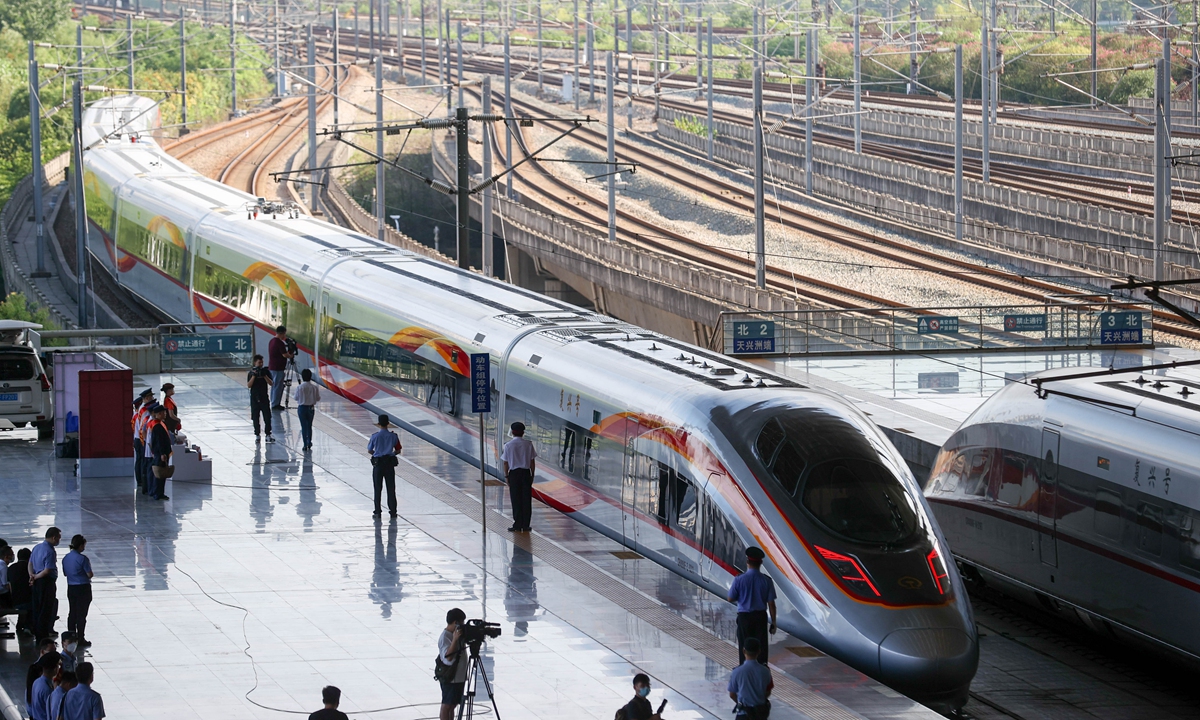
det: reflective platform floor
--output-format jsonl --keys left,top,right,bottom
{"left": 0, "top": 370, "right": 940, "bottom": 720}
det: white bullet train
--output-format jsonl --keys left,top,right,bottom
{"left": 81, "top": 96, "right": 977, "bottom": 710}
{"left": 926, "top": 360, "right": 1200, "bottom": 663}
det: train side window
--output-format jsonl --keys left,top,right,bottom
{"left": 994, "top": 453, "right": 1025, "bottom": 505}
{"left": 1134, "top": 503, "right": 1164, "bottom": 556}
{"left": 559, "top": 427, "right": 576, "bottom": 473}
{"left": 1094, "top": 487, "right": 1123, "bottom": 541}
{"left": 962, "top": 450, "right": 990, "bottom": 497}
{"left": 705, "top": 502, "right": 745, "bottom": 573}
{"left": 582, "top": 437, "right": 595, "bottom": 482}
{"left": 673, "top": 474, "right": 698, "bottom": 540}
{"left": 1179, "top": 513, "right": 1200, "bottom": 573}
{"left": 770, "top": 440, "right": 806, "bottom": 497}
{"left": 756, "top": 418, "right": 786, "bottom": 465}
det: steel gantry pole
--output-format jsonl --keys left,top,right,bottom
{"left": 696, "top": 12, "right": 703, "bottom": 99}
{"left": 230, "top": 0, "right": 237, "bottom": 116}
{"left": 482, "top": 76, "right": 494, "bottom": 275}
{"left": 456, "top": 106, "right": 470, "bottom": 268}
{"left": 505, "top": 33, "right": 514, "bottom": 200}
{"left": 457, "top": 19, "right": 464, "bottom": 107}
{"left": 653, "top": 13, "right": 661, "bottom": 120}
{"left": 954, "top": 44, "right": 963, "bottom": 243}
{"left": 990, "top": 0, "right": 998, "bottom": 122}
{"left": 587, "top": 0, "right": 595, "bottom": 105}
{"left": 980, "top": 12, "right": 990, "bottom": 183}
{"left": 854, "top": 3, "right": 861, "bottom": 153}
{"left": 29, "top": 42, "right": 47, "bottom": 277}
{"left": 128, "top": 15, "right": 135, "bottom": 92}
{"left": 180, "top": 10, "right": 189, "bottom": 131}
{"left": 71, "top": 80, "right": 89, "bottom": 327}
{"left": 707, "top": 17, "right": 714, "bottom": 161}
{"left": 1155, "top": 58, "right": 1170, "bottom": 281}
{"left": 1193, "top": 0, "right": 1198, "bottom": 128}
{"left": 537, "top": 0, "right": 544, "bottom": 96}
{"left": 333, "top": 9, "right": 340, "bottom": 127}
{"left": 307, "top": 26, "right": 319, "bottom": 213}
{"left": 806, "top": 29, "right": 814, "bottom": 195}
{"left": 607, "top": 52, "right": 617, "bottom": 244}
{"left": 908, "top": 0, "right": 917, "bottom": 94}
{"left": 376, "top": 54, "right": 386, "bottom": 241}
{"left": 1090, "top": 0, "right": 1097, "bottom": 105}
{"left": 420, "top": 0, "right": 427, "bottom": 80}
{"left": 1163, "top": 4, "right": 1172, "bottom": 135}
{"left": 370, "top": 0, "right": 376, "bottom": 56}
{"left": 574, "top": 0, "right": 581, "bottom": 111}
{"left": 626, "top": 5, "right": 633, "bottom": 128}
{"left": 273, "top": 1, "right": 281, "bottom": 96}
{"left": 753, "top": 66, "right": 765, "bottom": 288}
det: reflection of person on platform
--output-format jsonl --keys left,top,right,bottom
{"left": 503, "top": 543, "right": 539, "bottom": 636}
{"left": 296, "top": 457, "right": 322, "bottom": 527}
{"left": 369, "top": 517, "right": 401, "bottom": 618}
{"left": 249, "top": 445, "right": 273, "bottom": 529}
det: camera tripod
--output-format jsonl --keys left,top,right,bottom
{"left": 281, "top": 357, "right": 298, "bottom": 409}
{"left": 457, "top": 641, "right": 501, "bottom": 720}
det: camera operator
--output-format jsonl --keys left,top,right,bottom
{"left": 269, "top": 325, "right": 294, "bottom": 410}
{"left": 437, "top": 608, "right": 469, "bottom": 720}
{"left": 247, "top": 355, "right": 276, "bottom": 443}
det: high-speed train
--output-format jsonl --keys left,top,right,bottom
{"left": 81, "top": 96, "right": 977, "bottom": 710}
{"left": 926, "top": 362, "right": 1200, "bottom": 662}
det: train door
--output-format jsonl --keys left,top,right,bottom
{"left": 1038, "top": 428, "right": 1061, "bottom": 567}
{"left": 620, "top": 420, "right": 646, "bottom": 547}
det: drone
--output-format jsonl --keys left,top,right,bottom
{"left": 245, "top": 197, "right": 302, "bottom": 220}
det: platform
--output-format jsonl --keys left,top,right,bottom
{"left": 0, "top": 370, "right": 939, "bottom": 720}
{"left": 752, "top": 344, "right": 1200, "bottom": 480}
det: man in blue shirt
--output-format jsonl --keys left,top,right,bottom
{"left": 727, "top": 637, "right": 773, "bottom": 719}
{"left": 28, "top": 652, "right": 58, "bottom": 720}
{"left": 49, "top": 670, "right": 77, "bottom": 720}
{"left": 727, "top": 546, "right": 777, "bottom": 665}
{"left": 28, "top": 527, "right": 61, "bottom": 641}
{"left": 366, "top": 415, "right": 402, "bottom": 518}
{"left": 62, "top": 662, "right": 104, "bottom": 720}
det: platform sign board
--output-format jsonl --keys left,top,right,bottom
{"left": 918, "top": 372, "right": 960, "bottom": 391}
{"left": 1099, "top": 312, "right": 1143, "bottom": 345}
{"left": 732, "top": 321, "right": 776, "bottom": 354}
{"left": 916, "top": 316, "right": 959, "bottom": 335}
{"left": 1004, "top": 314, "right": 1047, "bottom": 333}
{"left": 162, "top": 334, "right": 252, "bottom": 354}
{"left": 471, "top": 353, "right": 491, "bottom": 414}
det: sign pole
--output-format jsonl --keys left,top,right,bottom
{"left": 471, "top": 353, "right": 492, "bottom": 531}
{"left": 479, "top": 412, "right": 486, "bottom": 533}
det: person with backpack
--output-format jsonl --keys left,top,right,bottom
{"left": 615, "top": 673, "right": 662, "bottom": 720}
{"left": 436, "top": 608, "right": 468, "bottom": 720}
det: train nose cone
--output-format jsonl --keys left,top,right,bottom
{"left": 878, "top": 628, "right": 977, "bottom": 709}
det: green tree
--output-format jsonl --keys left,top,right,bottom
{"left": 0, "top": 0, "right": 72, "bottom": 42}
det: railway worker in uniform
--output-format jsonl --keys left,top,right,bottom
{"left": 500, "top": 422, "right": 537, "bottom": 533}
{"left": 63, "top": 536, "right": 94, "bottom": 648}
{"left": 147, "top": 404, "right": 173, "bottom": 501}
{"left": 131, "top": 389, "right": 153, "bottom": 491}
{"left": 268, "top": 325, "right": 294, "bottom": 410}
{"left": 728, "top": 546, "right": 777, "bottom": 665}
{"left": 728, "top": 636, "right": 773, "bottom": 719}
{"left": 366, "top": 415, "right": 402, "bottom": 518}
{"left": 28, "top": 527, "right": 61, "bottom": 642}
{"left": 160, "top": 383, "right": 181, "bottom": 432}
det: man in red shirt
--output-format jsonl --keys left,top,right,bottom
{"left": 268, "top": 325, "right": 293, "bottom": 410}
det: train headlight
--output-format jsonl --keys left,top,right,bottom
{"left": 926, "top": 547, "right": 950, "bottom": 595}
{"left": 814, "top": 546, "right": 880, "bottom": 598}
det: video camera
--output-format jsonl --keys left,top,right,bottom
{"left": 460, "top": 618, "right": 502, "bottom": 646}
{"left": 284, "top": 336, "right": 298, "bottom": 357}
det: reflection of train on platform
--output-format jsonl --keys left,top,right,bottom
{"left": 81, "top": 95, "right": 977, "bottom": 710}
{"left": 926, "top": 363, "right": 1200, "bottom": 663}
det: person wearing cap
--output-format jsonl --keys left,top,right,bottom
{"left": 28, "top": 651, "right": 59, "bottom": 720}
{"left": 132, "top": 389, "right": 154, "bottom": 492}
{"left": 727, "top": 546, "right": 777, "bottom": 665}
{"left": 500, "top": 422, "right": 538, "bottom": 532}
{"left": 160, "top": 383, "right": 180, "bottom": 432}
{"left": 62, "top": 661, "right": 105, "bottom": 720}
{"left": 728, "top": 636, "right": 773, "bottom": 719}
{"left": 366, "top": 415, "right": 402, "bottom": 517}
{"left": 147, "top": 404, "right": 172, "bottom": 501}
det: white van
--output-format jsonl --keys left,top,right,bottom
{"left": 0, "top": 321, "right": 53, "bottom": 439}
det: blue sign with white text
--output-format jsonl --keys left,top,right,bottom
{"left": 1099, "top": 312, "right": 1143, "bottom": 345}
{"left": 471, "top": 353, "right": 491, "bottom": 414}
{"left": 162, "top": 334, "right": 252, "bottom": 354}
{"left": 732, "top": 321, "right": 776, "bottom": 354}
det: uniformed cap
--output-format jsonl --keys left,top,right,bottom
{"left": 510, "top": 422, "right": 525, "bottom": 435}
{"left": 745, "top": 547, "right": 765, "bottom": 561}
{"left": 377, "top": 414, "right": 390, "bottom": 428}
{"left": 37, "top": 651, "right": 61, "bottom": 669}
{"left": 139, "top": 388, "right": 155, "bottom": 398}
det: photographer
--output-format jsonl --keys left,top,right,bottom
{"left": 437, "top": 608, "right": 469, "bottom": 720}
{"left": 268, "top": 325, "right": 294, "bottom": 410}
{"left": 247, "top": 355, "right": 276, "bottom": 443}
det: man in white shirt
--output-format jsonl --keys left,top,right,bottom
{"left": 292, "top": 369, "right": 321, "bottom": 452}
{"left": 500, "top": 422, "right": 537, "bottom": 532}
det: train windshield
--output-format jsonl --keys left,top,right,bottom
{"left": 755, "top": 412, "right": 920, "bottom": 547}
